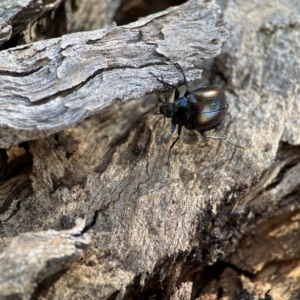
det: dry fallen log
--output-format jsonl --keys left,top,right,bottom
{"left": 0, "top": 0, "right": 300, "bottom": 299}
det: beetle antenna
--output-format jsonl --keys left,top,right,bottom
{"left": 173, "top": 62, "right": 190, "bottom": 93}
{"left": 153, "top": 74, "right": 167, "bottom": 115}
{"left": 161, "top": 75, "right": 167, "bottom": 104}
{"left": 200, "top": 132, "right": 245, "bottom": 149}
{"left": 150, "top": 71, "right": 180, "bottom": 99}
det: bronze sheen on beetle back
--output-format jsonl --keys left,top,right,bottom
{"left": 151, "top": 63, "right": 244, "bottom": 161}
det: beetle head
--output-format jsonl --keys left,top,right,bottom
{"left": 154, "top": 103, "right": 173, "bottom": 118}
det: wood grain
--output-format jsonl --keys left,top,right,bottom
{"left": 0, "top": 0, "right": 227, "bottom": 148}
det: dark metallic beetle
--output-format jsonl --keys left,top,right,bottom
{"left": 151, "top": 63, "right": 244, "bottom": 160}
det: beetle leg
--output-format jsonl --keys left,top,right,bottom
{"left": 162, "top": 81, "right": 179, "bottom": 100}
{"left": 153, "top": 77, "right": 166, "bottom": 114}
{"left": 200, "top": 132, "right": 245, "bottom": 149}
{"left": 156, "top": 124, "right": 174, "bottom": 145}
{"left": 168, "top": 125, "right": 182, "bottom": 162}
{"left": 161, "top": 75, "right": 168, "bottom": 103}
{"left": 156, "top": 116, "right": 166, "bottom": 142}
{"left": 171, "top": 123, "right": 176, "bottom": 133}
{"left": 155, "top": 75, "right": 167, "bottom": 105}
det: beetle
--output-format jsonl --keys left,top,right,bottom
{"left": 151, "top": 63, "right": 244, "bottom": 161}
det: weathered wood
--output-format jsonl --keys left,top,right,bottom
{"left": 0, "top": 0, "right": 63, "bottom": 46}
{"left": 0, "top": 0, "right": 226, "bottom": 148}
{"left": 0, "top": 218, "right": 91, "bottom": 300}
{"left": 68, "top": 0, "right": 121, "bottom": 33}
{"left": 0, "top": 0, "right": 300, "bottom": 299}
{"left": 25, "top": 0, "right": 121, "bottom": 43}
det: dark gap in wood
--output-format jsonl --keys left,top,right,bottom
{"left": 265, "top": 143, "right": 300, "bottom": 191}
{"left": 107, "top": 290, "right": 121, "bottom": 300}
{"left": 0, "top": 33, "right": 25, "bottom": 51}
{"left": 30, "top": 268, "right": 69, "bottom": 300}
{"left": 5, "top": 143, "right": 32, "bottom": 181}
{"left": 113, "top": 0, "right": 187, "bottom": 26}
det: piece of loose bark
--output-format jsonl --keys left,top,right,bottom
{"left": 25, "top": 0, "right": 121, "bottom": 43}
{"left": 0, "top": 218, "right": 91, "bottom": 300}
{"left": 68, "top": 0, "right": 121, "bottom": 33}
{"left": 0, "top": 0, "right": 63, "bottom": 46}
{"left": 0, "top": 0, "right": 227, "bottom": 148}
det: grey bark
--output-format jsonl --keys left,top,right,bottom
{"left": 0, "top": 218, "right": 90, "bottom": 300}
{"left": 0, "top": 0, "right": 63, "bottom": 45}
{"left": 0, "top": 0, "right": 120, "bottom": 46}
{"left": 67, "top": 0, "right": 121, "bottom": 33}
{"left": 0, "top": 0, "right": 226, "bottom": 148}
{"left": 0, "top": 0, "right": 300, "bottom": 300}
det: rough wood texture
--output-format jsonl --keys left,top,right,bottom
{"left": 68, "top": 0, "right": 121, "bottom": 33}
{"left": 0, "top": 218, "right": 90, "bottom": 300}
{"left": 24, "top": 0, "right": 121, "bottom": 43}
{"left": 0, "top": 0, "right": 63, "bottom": 46}
{"left": 0, "top": 0, "right": 300, "bottom": 299}
{"left": 0, "top": 0, "right": 226, "bottom": 148}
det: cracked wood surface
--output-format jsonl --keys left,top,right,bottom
{"left": 0, "top": 0, "right": 227, "bottom": 148}
{"left": 0, "top": 0, "right": 300, "bottom": 299}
